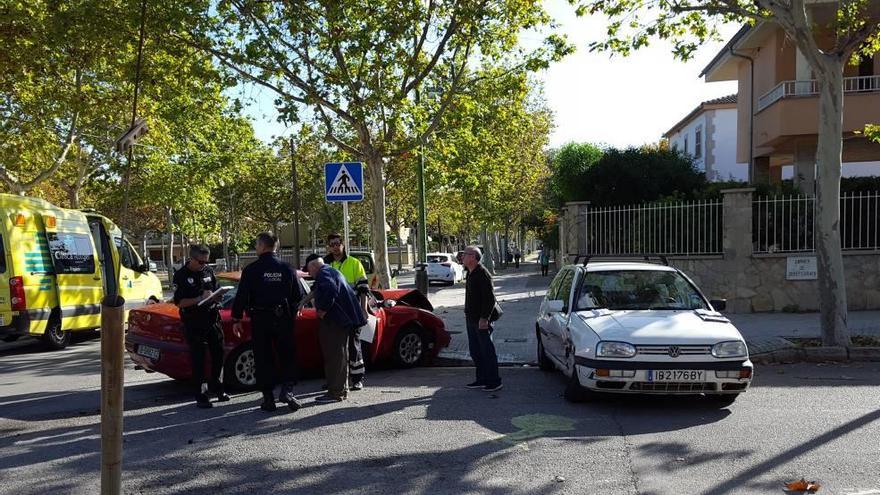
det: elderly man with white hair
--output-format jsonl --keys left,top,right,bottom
{"left": 306, "top": 257, "right": 367, "bottom": 403}
{"left": 460, "top": 245, "right": 502, "bottom": 392}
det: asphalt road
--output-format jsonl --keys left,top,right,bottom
{"left": 1, "top": 335, "right": 879, "bottom": 495}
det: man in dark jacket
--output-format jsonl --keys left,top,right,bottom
{"left": 306, "top": 257, "right": 367, "bottom": 403}
{"left": 461, "top": 245, "right": 502, "bottom": 392}
{"left": 173, "top": 244, "right": 230, "bottom": 408}
{"left": 323, "top": 233, "right": 368, "bottom": 390}
{"left": 231, "top": 233, "right": 303, "bottom": 412}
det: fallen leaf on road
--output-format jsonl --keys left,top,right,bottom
{"left": 675, "top": 457, "right": 686, "bottom": 462}
{"left": 554, "top": 476, "right": 565, "bottom": 483}
{"left": 784, "top": 478, "right": 820, "bottom": 492}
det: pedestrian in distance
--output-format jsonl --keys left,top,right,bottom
{"left": 306, "top": 257, "right": 368, "bottom": 403}
{"left": 539, "top": 247, "right": 550, "bottom": 277}
{"left": 231, "top": 233, "right": 304, "bottom": 412}
{"left": 461, "top": 246, "right": 502, "bottom": 392}
{"left": 173, "top": 244, "right": 230, "bottom": 409}
{"left": 514, "top": 247, "right": 521, "bottom": 269}
{"left": 323, "top": 233, "right": 368, "bottom": 390}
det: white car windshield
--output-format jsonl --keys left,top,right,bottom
{"left": 575, "top": 270, "right": 708, "bottom": 311}
{"left": 427, "top": 255, "right": 448, "bottom": 263}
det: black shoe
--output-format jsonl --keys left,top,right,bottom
{"left": 195, "top": 394, "right": 213, "bottom": 409}
{"left": 483, "top": 383, "right": 503, "bottom": 392}
{"left": 287, "top": 397, "right": 303, "bottom": 412}
{"left": 465, "top": 381, "right": 485, "bottom": 389}
{"left": 260, "top": 392, "right": 277, "bottom": 412}
{"left": 320, "top": 383, "right": 328, "bottom": 391}
{"left": 215, "top": 391, "right": 231, "bottom": 402}
{"left": 314, "top": 394, "right": 345, "bottom": 404}
{"left": 278, "top": 384, "right": 295, "bottom": 403}
{"left": 350, "top": 381, "right": 364, "bottom": 391}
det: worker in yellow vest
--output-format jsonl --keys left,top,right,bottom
{"left": 323, "top": 233, "right": 368, "bottom": 390}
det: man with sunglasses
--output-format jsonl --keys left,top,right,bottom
{"left": 173, "top": 244, "right": 229, "bottom": 408}
{"left": 322, "top": 233, "right": 368, "bottom": 390}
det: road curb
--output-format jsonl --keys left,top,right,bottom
{"left": 751, "top": 346, "right": 880, "bottom": 364}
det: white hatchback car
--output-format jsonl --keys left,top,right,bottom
{"left": 536, "top": 260, "right": 752, "bottom": 406}
{"left": 426, "top": 253, "right": 465, "bottom": 285}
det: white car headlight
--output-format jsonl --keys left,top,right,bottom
{"left": 596, "top": 341, "right": 636, "bottom": 358}
{"left": 712, "top": 341, "right": 747, "bottom": 358}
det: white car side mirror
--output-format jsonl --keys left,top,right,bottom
{"left": 546, "top": 300, "right": 565, "bottom": 313}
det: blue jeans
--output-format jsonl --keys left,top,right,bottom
{"left": 466, "top": 317, "right": 501, "bottom": 387}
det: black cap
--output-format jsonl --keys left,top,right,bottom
{"left": 302, "top": 253, "right": 321, "bottom": 271}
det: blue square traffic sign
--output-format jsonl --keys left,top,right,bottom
{"left": 325, "top": 162, "right": 364, "bottom": 202}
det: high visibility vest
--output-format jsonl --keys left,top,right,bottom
{"left": 330, "top": 256, "right": 367, "bottom": 286}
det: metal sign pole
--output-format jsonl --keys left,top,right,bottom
{"left": 343, "top": 201, "right": 350, "bottom": 251}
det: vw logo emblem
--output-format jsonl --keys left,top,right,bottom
{"left": 668, "top": 346, "right": 681, "bottom": 358}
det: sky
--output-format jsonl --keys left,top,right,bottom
{"left": 238, "top": 0, "right": 742, "bottom": 150}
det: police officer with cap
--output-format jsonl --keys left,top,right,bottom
{"left": 231, "top": 232, "right": 303, "bottom": 412}
{"left": 173, "top": 244, "right": 230, "bottom": 409}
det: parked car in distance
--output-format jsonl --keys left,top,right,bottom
{"left": 426, "top": 252, "right": 465, "bottom": 285}
{"left": 535, "top": 260, "right": 752, "bottom": 407}
{"left": 347, "top": 250, "right": 399, "bottom": 289}
{"left": 126, "top": 272, "right": 449, "bottom": 389}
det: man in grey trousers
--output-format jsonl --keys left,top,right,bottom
{"left": 306, "top": 258, "right": 367, "bottom": 403}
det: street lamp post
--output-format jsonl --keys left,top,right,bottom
{"left": 414, "top": 88, "right": 429, "bottom": 296}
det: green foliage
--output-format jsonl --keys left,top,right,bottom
{"left": 428, "top": 71, "right": 554, "bottom": 236}
{"left": 189, "top": 0, "right": 571, "bottom": 282}
{"left": 548, "top": 142, "right": 603, "bottom": 205}
{"left": 549, "top": 145, "right": 706, "bottom": 206}
{"left": 863, "top": 124, "right": 880, "bottom": 144}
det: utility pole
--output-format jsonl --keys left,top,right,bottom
{"left": 414, "top": 88, "right": 429, "bottom": 295}
{"left": 290, "top": 138, "right": 301, "bottom": 270}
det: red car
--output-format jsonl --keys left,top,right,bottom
{"left": 125, "top": 272, "right": 450, "bottom": 389}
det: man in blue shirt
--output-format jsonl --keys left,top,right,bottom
{"left": 306, "top": 257, "right": 367, "bottom": 403}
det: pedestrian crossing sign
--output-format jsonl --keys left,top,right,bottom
{"left": 324, "top": 162, "right": 364, "bottom": 202}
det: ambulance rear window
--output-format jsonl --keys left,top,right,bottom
{"left": 0, "top": 234, "right": 6, "bottom": 273}
{"left": 47, "top": 232, "right": 96, "bottom": 274}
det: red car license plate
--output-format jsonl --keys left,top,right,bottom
{"left": 137, "top": 344, "right": 160, "bottom": 360}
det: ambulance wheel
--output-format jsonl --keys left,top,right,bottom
{"left": 42, "top": 319, "right": 71, "bottom": 350}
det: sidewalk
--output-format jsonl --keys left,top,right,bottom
{"left": 429, "top": 260, "right": 880, "bottom": 364}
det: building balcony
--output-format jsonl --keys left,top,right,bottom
{"left": 757, "top": 75, "right": 880, "bottom": 112}
{"left": 752, "top": 75, "right": 880, "bottom": 150}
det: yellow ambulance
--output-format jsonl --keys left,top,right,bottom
{"left": 0, "top": 194, "right": 163, "bottom": 349}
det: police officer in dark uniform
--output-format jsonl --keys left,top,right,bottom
{"left": 173, "top": 244, "right": 230, "bottom": 409}
{"left": 231, "top": 232, "right": 303, "bottom": 412}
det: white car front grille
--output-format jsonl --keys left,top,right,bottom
{"left": 636, "top": 345, "right": 712, "bottom": 356}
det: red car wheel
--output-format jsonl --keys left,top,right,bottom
{"left": 224, "top": 343, "right": 257, "bottom": 390}
{"left": 393, "top": 325, "right": 428, "bottom": 368}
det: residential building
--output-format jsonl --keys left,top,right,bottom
{"left": 700, "top": 21, "right": 880, "bottom": 190}
{"left": 664, "top": 94, "right": 749, "bottom": 181}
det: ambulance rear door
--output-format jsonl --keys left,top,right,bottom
{"left": 44, "top": 213, "right": 104, "bottom": 330}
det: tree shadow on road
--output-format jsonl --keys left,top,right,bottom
{"left": 0, "top": 368, "right": 746, "bottom": 494}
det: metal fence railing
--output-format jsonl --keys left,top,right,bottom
{"left": 584, "top": 200, "right": 723, "bottom": 256}
{"left": 757, "top": 75, "right": 880, "bottom": 112}
{"left": 753, "top": 192, "right": 880, "bottom": 254}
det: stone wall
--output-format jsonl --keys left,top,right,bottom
{"left": 672, "top": 255, "right": 880, "bottom": 313}
{"left": 560, "top": 188, "right": 880, "bottom": 313}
